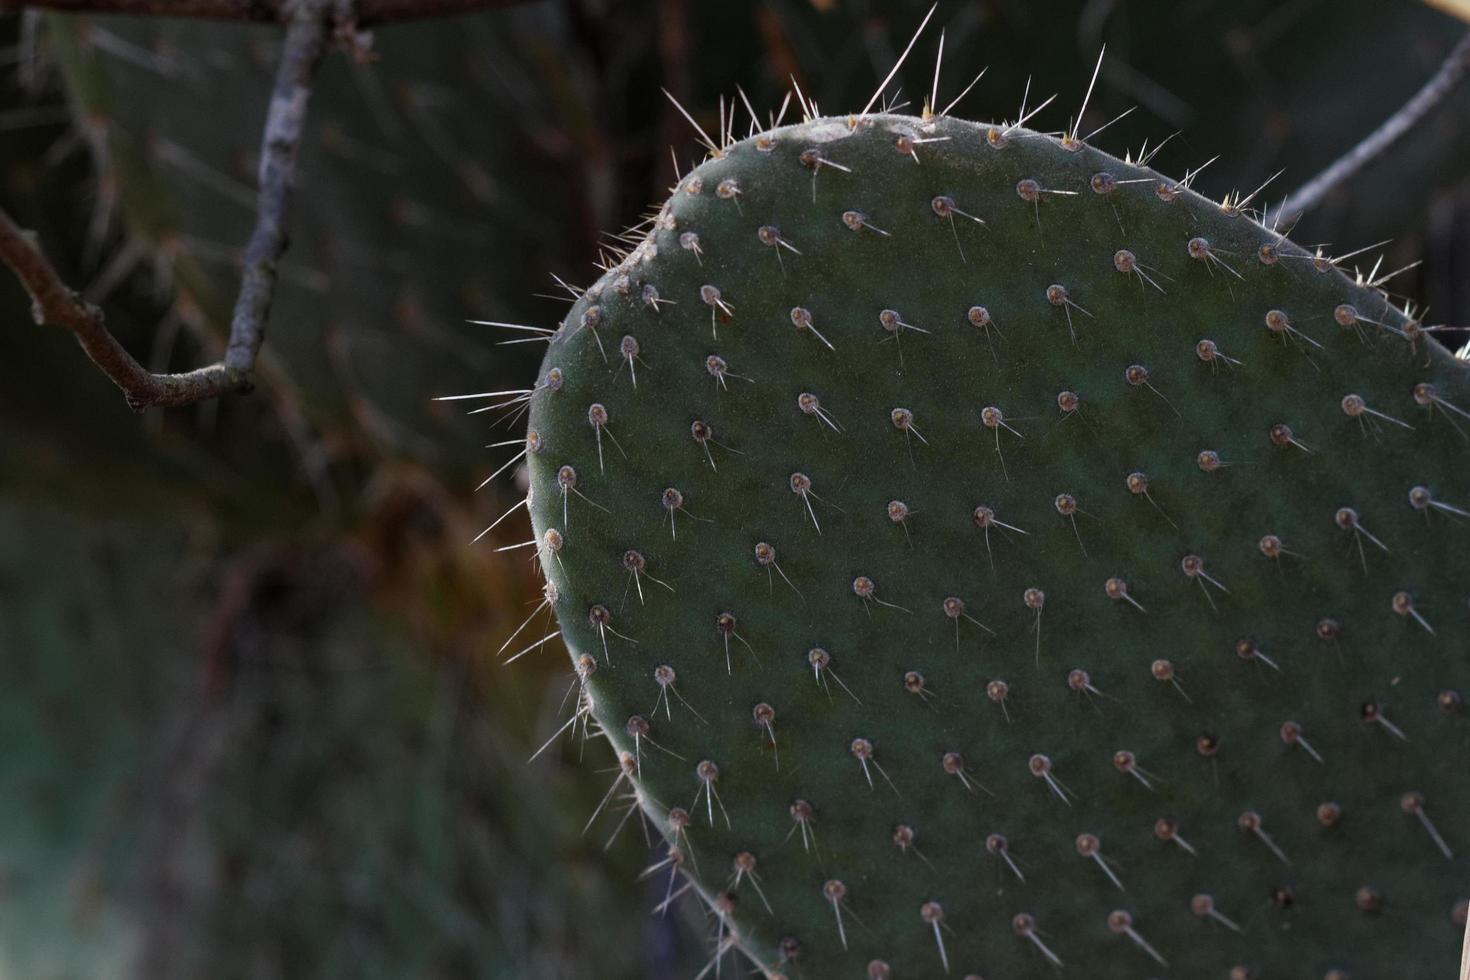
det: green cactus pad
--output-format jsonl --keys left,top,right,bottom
{"left": 520, "top": 111, "right": 1470, "bottom": 978}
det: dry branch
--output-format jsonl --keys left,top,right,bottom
{"left": 0, "top": 0, "right": 521, "bottom": 25}
{"left": 1268, "top": 30, "right": 1470, "bottom": 228}
{"left": 0, "top": 0, "right": 330, "bottom": 409}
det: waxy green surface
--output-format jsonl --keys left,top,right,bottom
{"left": 527, "top": 113, "right": 1470, "bottom": 978}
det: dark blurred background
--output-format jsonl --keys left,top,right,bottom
{"left": 1, "top": 2, "right": 1466, "bottom": 977}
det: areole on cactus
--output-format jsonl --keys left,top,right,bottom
{"left": 486, "top": 52, "right": 1470, "bottom": 979}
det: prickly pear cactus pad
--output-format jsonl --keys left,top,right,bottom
{"left": 520, "top": 110, "right": 1470, "bottom": 978}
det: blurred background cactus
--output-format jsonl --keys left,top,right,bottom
{"left": 1, "top": 1, "right": 1468, "bottom": 978}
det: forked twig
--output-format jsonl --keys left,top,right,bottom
{"left": 0, "top": 0, "right": 332, "bottom": 409}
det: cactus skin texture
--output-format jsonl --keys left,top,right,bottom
{"left": 523, "top": 111, "right": 1470, "bottom": 978}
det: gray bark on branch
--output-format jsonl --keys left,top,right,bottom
{"left": 0, "top": 0, "right": 329, "bottom": 410}
{"left": 225, "top": 1, "right": 328, "bottom": 375}
{"left": 1268, "top": 30, "right": 1470, "bottom": 229}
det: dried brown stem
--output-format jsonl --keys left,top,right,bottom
{"left": 0, "top": 0, "right": 524, "bottom": 25}
{"left": 0, "top": 207, "right": 252, "bottom": 409}
{"left": 0, "top": 0, "right": 329, "bottom": 410}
